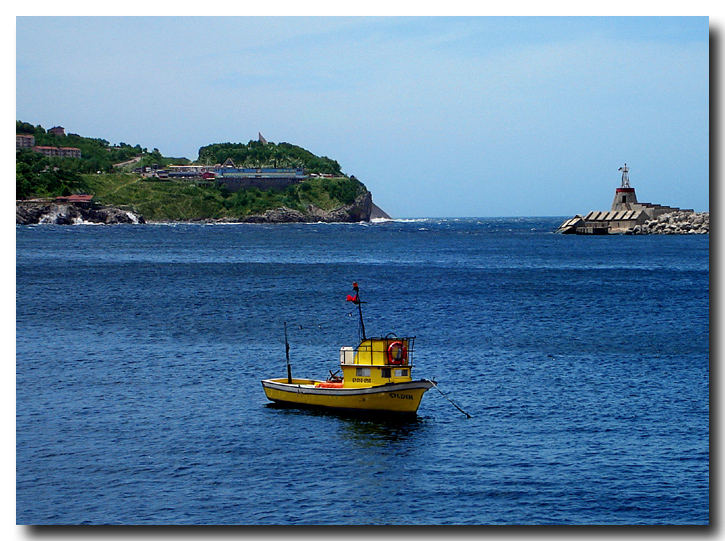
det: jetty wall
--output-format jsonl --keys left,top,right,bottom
{"left": 630, "top": 211, "right": 709, "bottom": 235}
{"left": 556, "top": 167, "right": 704, "bottom": 235}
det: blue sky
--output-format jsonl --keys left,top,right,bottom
{"left": 16, "top": 17, "right": 709, "bottom": 216}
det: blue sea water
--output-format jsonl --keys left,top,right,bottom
{"left": 16, "top": 218, "right": 709, "bottom": 525}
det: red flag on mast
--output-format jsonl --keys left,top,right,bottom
{"left": 347, "top": 282, "right": 360, "bottom": 303}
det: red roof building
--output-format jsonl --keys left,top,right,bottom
{"left": 55, "top": 194, "right": 94, "bottom": 206}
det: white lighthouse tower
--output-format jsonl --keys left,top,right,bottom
{"left": 611, "top": 163, "right": 639, "bottom": 210}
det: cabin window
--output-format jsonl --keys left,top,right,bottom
{"left": 394, "top": 369, "right": 408, "bottom": 377}
{"left": 381, "top": 368, "right": 391, "bottom": 378}
{"left": 356, "top": 367, "right": 370, "bottom": 377}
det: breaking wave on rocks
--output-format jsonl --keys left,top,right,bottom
{"left": 124, "top": 211, "right": 140, "bottom": 224}
{"left": 37, "top": 207, "right": 63, "bottom": 225}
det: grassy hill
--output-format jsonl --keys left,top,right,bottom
{"left": 16, "top": 121, "right": 368, "bottom": 221}
{"left": 82, "top": 173, "right": 366, "bottom": 221}
{"left": 16, "top": 120, "right": 189, "bottom": 200}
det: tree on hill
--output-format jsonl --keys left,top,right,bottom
{"left": 16, "top": 121, "right": 37, "bottom": 135}
{"left": 197, "top": 140, "right": 343, "bottom": 175}
{"left": 16, "top": 149, "right": 90, "bottom": 199}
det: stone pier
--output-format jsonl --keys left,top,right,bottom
{"left": 556, "top": 164, "right": 703, "bottom": 235}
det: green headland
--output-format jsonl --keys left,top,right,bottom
{"left": 16, "top": 121, "right": 373, "bottom": 222}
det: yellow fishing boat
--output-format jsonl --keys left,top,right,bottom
{"left": 261, "top": 283, "right": 433, "bottom": 415}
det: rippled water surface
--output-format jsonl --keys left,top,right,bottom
{"left": 16, "top": 218, "right": 709, "bottom": 524}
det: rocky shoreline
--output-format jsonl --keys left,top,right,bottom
{"left": 16, "top": 200, "right": 145, "bottom": 225}
{"left": 17, "top": 191, "right": 378, "bottom": 225}
{"left": 232, "top": 191, "right": 374, "bottom": 223}
{"left": 629, "top": 211, "right": 709, "bottom": 235}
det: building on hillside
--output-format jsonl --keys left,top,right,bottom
{"left": 59, "top": 147, "right": 81, "bottom": 158}
{"left": 165, "top": 164, "right": 214, "bottom": 179}
{"left": 32, "top": 145, "right": 81, "bottom": 158}
{"left": 16, "top": 134, "right": 35, "bottom": 149}
{"left": 149, "top": 157, "right": 308, "bottom": 191}
{"left": 33, "top": 146, "right": 61, "bottom": 157}
{"left": 48, "top": 126, "right": 66, "bottom": 136}
{"left": 214, "top": 167, "right": 307, "bottom": 192}
{"left": 55, "top": 194, "right": 94, "bottom": 208}
{"left": 258, "top": 132, "right": 268, "bottom": 145}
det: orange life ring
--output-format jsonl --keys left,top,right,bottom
{"left": 387, "top": 341, "right": 408, "bottom": 365}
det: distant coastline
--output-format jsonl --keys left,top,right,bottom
{"left": 17, "top": 122, "right": 392, "bottom": 224}
{"left": 16, "top": 190, "right": 390, "bottom": 225}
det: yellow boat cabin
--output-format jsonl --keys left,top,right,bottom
{"left": 339, "top": 337, "right": 414, "bottom": 387}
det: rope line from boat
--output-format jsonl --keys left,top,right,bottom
{"left": 425, "top": 379, "right": 472, "bottom": 418}
{"left": 278, "top": 314, "right": 354, "bottom": 333}
{"left": 277, "top": 311, "right": 375, "bottom": 348}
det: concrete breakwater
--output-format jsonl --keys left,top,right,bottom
{"left": 631, "top": 211, "right": 709, "bottom": 235}
{"left": 557, "top": 164, "right": 707, "bottom": 235}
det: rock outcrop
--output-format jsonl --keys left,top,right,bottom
{"left": 240, "top": 191, "right": 374, "bottom": 223}
{"left": 17, "top": 190, "right": 381, "bottom": 225}
{"left": 16, "top": 201, "right": 145, "bottom": 225}
{"left": 370, "top": 202, "right": 392, "bottom": 220}
{"left": 630, "top": 211, "right": 709, "bottom": 235}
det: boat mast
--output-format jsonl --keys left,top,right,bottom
{"left": 284, "top": 321, "right": 292, "bottom": 384}
{"left": 352, "top": 282, "right": 366, "bottom": 341}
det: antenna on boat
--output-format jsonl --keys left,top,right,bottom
{"left": 346, "top": 282, "right": 367, "bottom": 341}
{"left": 284, "top": 321, "right": 292, "bottom": 384}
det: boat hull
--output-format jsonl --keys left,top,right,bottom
{"left": 261, "top": 378, "right": 432, "bottom": 414}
